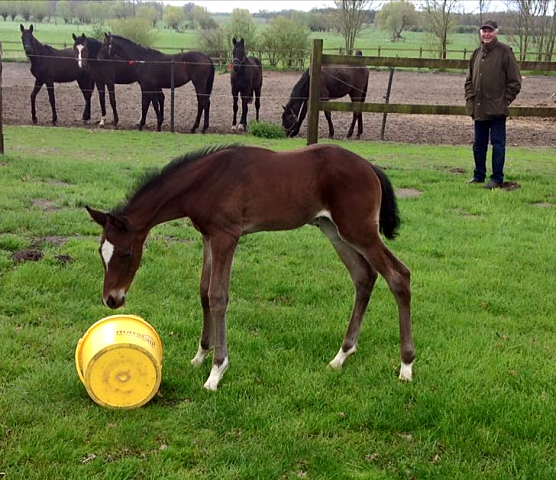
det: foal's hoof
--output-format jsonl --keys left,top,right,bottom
{"left": 32, "top": 117, "right": 38, "bottom": 125}
{"left": 398, "top": 361, "right": 414, "bottom": 382}
{"left": 231, "top": 125, "right": 237, "bottom": 132}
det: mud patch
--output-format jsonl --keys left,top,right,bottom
{"left": 13, "top": 249, "right": 43, "bottom": 263}
{"left": 500, "top": 181, "right": 521, "bottom": 191}
{"left": 31, "top": 199, "right": 58, "bottom": 211}
{"left": 396, "top": 188, "right": 423, "bottom": 198}
{"left": 533, "top": 202, "right": 555, "bottom": 208}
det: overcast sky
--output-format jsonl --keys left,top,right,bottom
{"left": 162, "top": 1, "right": 507, "bottom": 14}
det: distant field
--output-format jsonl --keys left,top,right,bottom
{"left": 3, "top": 19, "right": 483, "bottom": 63}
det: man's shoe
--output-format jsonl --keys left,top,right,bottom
{"left": 466, "top": 178, "right": 484, "bottom": 184}
{"left": 484, "top": 180, "right": 502, "bottom": 190}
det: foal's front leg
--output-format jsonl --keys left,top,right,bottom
{"left": 203, "top": 233, "right": 238, "bottom": 391}
{"left": 191, "top": 237, "right": 214, "bottom": 366}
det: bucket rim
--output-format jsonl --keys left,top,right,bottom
{"left": 81, "top": 313, "right": 162, "bottom": 347}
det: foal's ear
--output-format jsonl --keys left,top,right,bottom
{"left": 86, "top": 206, "right": 108, "bottom": 227}
{"left": 20, "top": 24, "right": 24, "bottom": 32}
{"left": 232, "top": 37, "right": 237, "bottom": 45}
{"left": 72, "top": 33, "right": 77, "bottom": 41}
{"left": 30, "top": 24, "right": 33, "bottom": 33}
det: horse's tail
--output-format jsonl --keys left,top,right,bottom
{"left": 371, "top": 164, "right": 400, "bottom": 240}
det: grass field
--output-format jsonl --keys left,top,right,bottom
{"left": 2, "top": 19, "right": 482, "bottom": 62}
{"left": 1, "top": 126, "right": 556, "bottom": 479}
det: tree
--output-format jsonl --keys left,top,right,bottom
{"left": 163, "top": 5, "right": 185, "bottom": 31}
{"left": 191, "top": 5, "right": 217, "bottom": 30}
{"left": 421, "top": 0, "right": 460, "bottom": 59}
{"left": 0, "top": 0, "right": 15, "bottom": 21}
{"left": 137, "top": 5, "right": 160, "bottom": 29}
{"left": 260, "top": 15, "right": 311, "bottom": 68}
{"left": 109, "top": 17, "right": 157, "bottom": 46}
{"left": 376, "top": 0, "right": 418, "bottom": 42}
{"left": 226, "top": 8, "right": 258, "bottom": 49}
{"left": 332, "top": 0, "right": 374, "bottom": 54}
{"left": 55, "top": 0, "right": 72, "bottom": 24}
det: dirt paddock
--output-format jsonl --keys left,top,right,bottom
{"left": 3, "top": 61, "right": 555, "bottom": 146}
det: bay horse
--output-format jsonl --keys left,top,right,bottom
{"left": 230, "top": 37, "right": 262, "bottom": 132}
{"left": 72, "top": 33, "right": 139, "bottom": 128}
{"left": 86, "top": 144, "right": 415, "bottom": 391}
{"left": 20, "top": 24, "right": 95, "bottom": 125}
{"left": 104, "top": 34, "right": 214, "bottom": 133}
{"left": 282, "top": 51, "right": 369, "bottom": 139}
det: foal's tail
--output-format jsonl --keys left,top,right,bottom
{"left": 371, "top": 165, "right": 400, "bottom": 240}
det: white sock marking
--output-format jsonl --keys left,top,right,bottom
{"left": 101, "top": 240, "right": 114, "bottom": 269}
{"left": 329, "top": 345, "right": 357, "bottom": 369}
{"left": 399, "top": 361, "right": 413, "bottom": 381}
{"left": 203, "top": 357, "right": 229, "bottom": 391}
{"left": 191, "top": 344, "right": 211, "bottom": 366}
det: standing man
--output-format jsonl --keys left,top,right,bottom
{"left": 464, "top": 20, "right": 522, "bottom": 189}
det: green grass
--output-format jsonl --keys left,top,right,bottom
{"left": 1, "top": 126, "right": 556, "bottom": 479}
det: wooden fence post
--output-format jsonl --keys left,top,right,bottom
{"left": 381, "top": 67, "right": 395, "bottom": 140}
{"left": 307, "top": 39, "right": 322, "bottom": 146}
{"left": 0, "top": 41, "right": 4, "bottom": 155}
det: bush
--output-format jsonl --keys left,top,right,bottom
{"left": 108, "top": 17, "right": 157, "bottom": 46}
{"left": 248, "top": 120, "right": 286, "bottom": 139}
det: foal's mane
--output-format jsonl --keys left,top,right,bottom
{"left": 289, "top": 70, "right": 310, "bottom": 103}
{"left": 112, "top": 144, "right": 241, "bottom": 215}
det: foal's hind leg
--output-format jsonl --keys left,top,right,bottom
{"left": 46, "top": 82, "right": 57, "bottom": 125}
{"left": 254, "top": 87, "right": 261, "bottom": 121}
{"left": 340, "top": 226, "right": 415, "bottom": 381}
{"left": 318, "top": 217, "right": 378, "bottom": 369}
{"left": 191, "top": 237, "right": 214, "bottom": 366}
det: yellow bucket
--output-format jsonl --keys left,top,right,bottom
{"left": 75, "top": 314, "right": 163, "bottom": 409}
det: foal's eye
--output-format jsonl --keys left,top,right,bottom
{"left": 122, "top": 250, "right": 132, "bottom": 259}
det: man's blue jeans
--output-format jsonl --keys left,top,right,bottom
{"left": 472, "top": 117, "right": 507, "bottom": 183}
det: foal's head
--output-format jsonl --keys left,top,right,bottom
{"left": 232, "top": 37, "right": 246, "bottom": 72}
{"left": 86, "top": 206, "right": 147, "bottom": 309}
{"left": 20, "top": 24, "right": 37, "bottom": 56}
{"left": 281, "top": 105, "right": 299, "bottom": 137}
{"left": 72, "top": 33, "right": 89, "bottom": 69}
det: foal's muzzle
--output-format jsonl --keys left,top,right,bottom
{"left": 104, "top": 292, "right": 126, "bottom": 309}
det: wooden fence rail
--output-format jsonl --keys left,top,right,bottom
{"left": 307, "top": 39, "right": 556, "bottom": 145}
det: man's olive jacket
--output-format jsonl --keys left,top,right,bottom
{"left": 464, "top": 38, "right": 522, "bottom": 121}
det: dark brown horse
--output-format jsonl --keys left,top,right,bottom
{"left": 86, "top": 144, "right": 415, "bottom": 391}
{"left": 20, "top": 24, "right": 95, "bottom": 125}
{"left": 104, "top": 34, "right": 214, "bottom": 132}
{"left": 230, "top": 37, "right": 262, "bottom": 132}
{"left": 282, "top": 52, "right": 369, "bottom": 139}
{"left": 72, "top": 33, "right": 140, "bottom": 127}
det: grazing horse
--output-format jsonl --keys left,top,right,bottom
{"left": 72, "top": 33, "right": 139, "bottom": 127}
{"left": 282, "top": 51, "right": 369, "bottom": 139}
{"left": 230, "top": 37, "right": 262, "bottom": 132}
{"left": 104, "top": 34, "right": 214, "bottom": 132}
{"left": 20, "top": 24, "right": 95, "bottom": 125}
{"left": 86, "top": 144, "right": 415, "bottom": 391}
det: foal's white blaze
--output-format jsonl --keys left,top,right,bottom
{"left": 191, "top": 343, "right": 211, "bottom": 366}
{"left": 101, "top": 240, "right": 114, "bottom": 269}
{"left": 204, "top": 357, "right": 229, "bottom": 391}
{"left": 76, "top": 44, "right": 85, "bottom": 68}
{"left": 398, "top": 361, "right": 413, "bottom": 382}
{"left": 329, "top": 345, "right": 357, "bottom": 369}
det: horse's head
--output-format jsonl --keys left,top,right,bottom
{"left": 232, "top": 37, "right": 246, "bottom": 72}
{"left": 86, "top": 206, "right": 148, "bottom": 309}
{"left": 20, "top": 24, "right": 36, "bottom": 56}
{"left": 97, "top": 33, "right": 112, "bottom": 60}
{"left": 282, "top": 104, "right": 300, "bottom": 137}
{"left": 72, "top": 33, "right": 89, "bottom": 69}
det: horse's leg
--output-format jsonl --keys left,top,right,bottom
{"left": 79, "top": 78, "right": 93, "bottom": 124}
{"left": 191, "top": 236, "right": 214, "bottom": 366}
{"left": 318, "top": 217, "right": 378, "bottom": 369}
{"left": 254, "top": 87, "right": 261, "bottom": 121}
{"left": 324, "top": 110, "right": 334, "bottom": 138}
{"left": 46, "top": 82, "right": 57, "bottom": 125}
{"left": 239, "top": 94, "right": 249, "bottom": 131}
{"left": 190, "top": 92, "right": 204, "bottom": 134}
{"left": 137, "top": 88, "right": 149, "bottom": 131}
{"left": 96, "top": 81, "right": 107, "bottom": 127}
{"left": 334, "top": 220, "right": 415, "bottom": 381}
{"left": 107, "top": 82, "right": 118, "bottom": 127}
{"left": 202, "top": 95, "right": 210, "bottom": 134}
{"left": 203, "top": 232, "right": 239, "bottom": 391}
{"left": 30, "top": 79, "right": 43, "bottom": 124}
{"left": 346, "top": 113, "right": 357, "bottom": 139}
{"left": 155, "top": 88, "right": 165, "bottom": 132}
{"left": 231, "top": 87, "right": 239, "bottom": 131}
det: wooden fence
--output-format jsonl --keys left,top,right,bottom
{"left": 306, "top": 39, "right": 556, "bottom": 145}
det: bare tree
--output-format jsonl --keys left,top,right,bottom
{"left": 478, "top": 0, "right": 493, "bottom": 24}
{"left": 505, "top": 0, "right": 556, "bottom": 61}
{"left": 332, "top": 0, "right": 374, "bottom": 54}
{"left": 421, "top": 0, "right": 460, "bottom": 59}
